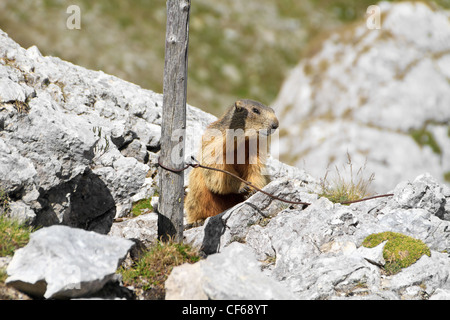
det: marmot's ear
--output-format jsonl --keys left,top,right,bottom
{"left": 234, "top": 100, "right": 245, "bottom": 112}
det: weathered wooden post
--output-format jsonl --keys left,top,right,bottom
{"left": 158, "top": 0, "right": 191, "bottom": 242}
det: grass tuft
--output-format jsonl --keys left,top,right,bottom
{"left": 118, "top": 239, "right": 201, "bottom": 299}
{"left": 319, "top": 153, "right": 375, "bottom": 204}
{"left": 0, "top": 215, "right": 33, "bottom": 257}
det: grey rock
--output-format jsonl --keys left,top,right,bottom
{"left": 7, "top": 201, "right": 36, "bottom": 224}
{"left": 429, "top": 288, "right": 450, "bottom": 300}
{"left": 6, "top": 225, "right": 134, "bottom": 299}
{"left": 0, "top": 256, "right": 12, "bottom": 270}
{"left": 183, "top": 172, "right": 450, "bottom": 300}
{"left": 387, "top": 252, "right": 450, "bottom": 298}
{"left": 0, "top": 28, "right": 214, "bottom": 232}
{"left": 385, "top": 173, "right": 447, "bottom": 219}
{"left": 165, "top": 242, "right": 295, "bottom": 300}
{"left": 108, "top": 212, "right": 158, "bottom": 248}
{"left": 164, "top": 262, "right": 208, "bottom": 300}
{"left": 184, "top": 178, "right": 317, "bottom": 255}
{"left": 0, "top": 78, "right": 27, "bottom": 102}
{"left": 352, "top": 241, "right": 386, "bottom": 266}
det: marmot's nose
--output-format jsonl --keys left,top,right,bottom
{"left": 271, "top": 120, "right": 279, "bottom": 130}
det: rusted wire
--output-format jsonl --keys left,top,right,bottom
{"left": 157, "top": 156, "right": 393, "bottom": 207}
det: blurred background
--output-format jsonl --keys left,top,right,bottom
{"left": 3, "top": 0, "right": 443, "bottom": 114}
{"left": 1, "top": 0, "right": 449, "bottom": 191}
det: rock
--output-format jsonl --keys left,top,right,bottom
{"left": 353, "top": 241, "right": 386, "bottom": 266}
{"left": 429, "top": 288, "right": 450, "bottom": 300}
{"left": 387, "top": 252, "right": 450, "bottom": 299}
{"left": 165, "top": 242, "right": 295, "bottom": 300}
{"left": 183, "top": 177, "right": 318, "bottom": 255}
{"left": 2, "top": 11, "right": 450, "bottom": 300}
{"left": 385, "top": 173, "right": 447, "bottom": 219}
{"left": 108, "top": 212, "right": 158, "bottom": 248}
{"left": 182, "top": 172, "right": 450, "bottom": 299}
{"left": 273, "top": 2, "right": 450, "bottom": 192}
{"left": 0, "top": 256, "right": 12, "bottom": 270}
{"left": 0, "top": 28, "right": 214, "bottom": 232}
{"left": 164, "top": 263, "right": 208, "bottom": 300}
{"left": 6, "top": 225, "right": 134, "bottom": 299}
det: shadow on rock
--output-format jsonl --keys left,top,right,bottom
{"left": 36, "top": 168, "right": 116, "bottom": 234}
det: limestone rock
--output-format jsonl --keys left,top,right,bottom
{"left": 108, "top": 212, "right": 158, "bottom": 248}
{"left": 165, "top": 242, "right": 295, "bottom": 300}
{"left": 0, "top": 28, "right": 214, "bottom": 232}
{"left": 183, "top": 172, "right": 450, "bottom": 300}
{"left": 6, "top": 225, "right": 134, "bottom": 299}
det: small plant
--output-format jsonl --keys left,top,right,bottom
{"left": 319, "top": 153, "right": 375, "bottom": 204}
{"left": 0, "top": 215, "right": 33, "bottom": 257}
{"left": 362, "top": 231, "right": 431, "bottom": 275}
{"left": 0, "top": 269, "right": 7, "bottom": 283}
{"left": 118, "top": 240, "right": 201, "bottom": 299}
{"left": 13, "top": 100, "right": 30, "bottom": 114}
{"left": 131, "top": 198, "right": 153, "bottom": 217}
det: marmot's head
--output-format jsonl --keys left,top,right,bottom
{"left": 229, "top": 99, "right": 279, "bottom": 136}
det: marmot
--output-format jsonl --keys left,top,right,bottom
{"left": 185, "top": 99, "right": 279, "bottom": 223}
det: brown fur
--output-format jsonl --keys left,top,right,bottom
{"left": 185, "top": 99, "right": 279, "bottom": 223}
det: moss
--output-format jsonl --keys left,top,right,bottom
{"left": 362, "top": 231, "right": 431, "bottom": 275}
{"left": 131, "top": 198, "right": 153, "bottom": 217}
{"left": 410, "top": 128, "right": 442, "bottom": 155}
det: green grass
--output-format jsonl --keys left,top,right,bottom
{"left": 319, "top": 153, "right": 375, "bottom": 204}
{"left": 362, "top": 231, "right": 431, "bottom": 275}
{"left": 0, "top": 189, "right": 33, "bottom": 257}
{"left": 0, "top": 215, "right": 33, "bottom": 257}
{"left": 118, "top": 240, "right": 200, "bottom": 299}
{"left": 0, "top": 269, "right": 7, "bottom": 283}
{"left": 131, "top": 198, "right": 153, "bottom": 217}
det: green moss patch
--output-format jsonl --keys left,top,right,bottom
{"left": 362, "top": 231, "right": 431, "bottom": 275}
{"left": 131, "top": 198, "right": 153, "bottom": 217}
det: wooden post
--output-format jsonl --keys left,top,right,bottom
{"left": 158, "top": 0, "right": 191, "bottom": 242}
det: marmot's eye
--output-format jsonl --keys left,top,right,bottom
{"left": 252, "top": 108, "right": 260, "bottom": 114}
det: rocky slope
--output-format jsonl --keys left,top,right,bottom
{"left": 273, "top": 1, "right": 450, "bottom": 193}
{"left": 173, "top": 173, "right": 450, "bottom": 300}
{"left": 0, "top": 27, "right": 214, "bottom": 233}
{"left": 1, "top": 20, "right": 450, "bottom": 300}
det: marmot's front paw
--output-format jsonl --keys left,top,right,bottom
{"left": 239, "top": 184, "right": 256, "bottom": 197}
